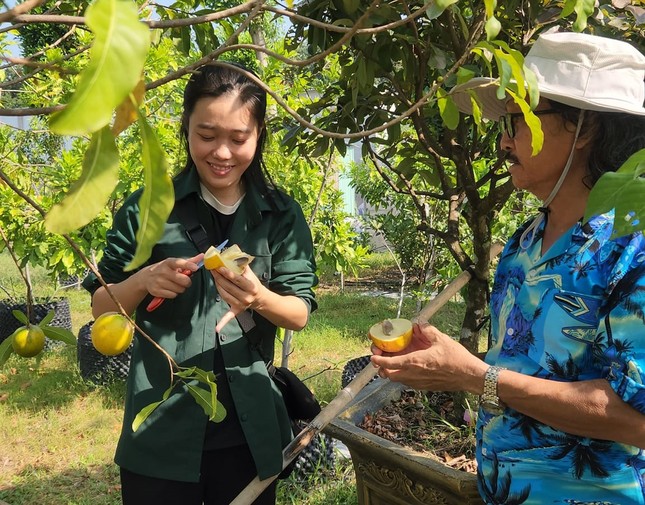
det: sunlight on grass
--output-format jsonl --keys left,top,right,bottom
{"left": 0, "top": 349, "right": 123, "bottom": 505}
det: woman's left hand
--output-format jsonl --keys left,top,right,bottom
{"left": 211, "top": 266, "right": 265, "bottom": 332}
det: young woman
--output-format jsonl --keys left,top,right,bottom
{"left": 372, "top": 31, "right": 645, "bottom": 504}
{"left": 83, "top": 63, "right": 318, "bottom": 504}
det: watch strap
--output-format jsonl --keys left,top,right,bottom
{"left": 482, "top": 365, "right": 506, "bottom": 409}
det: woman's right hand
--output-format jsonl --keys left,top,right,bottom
{"left": 370, "top": 322, "right": 488, "bottom": 394}
{"left": 143, "top": 253, "right": 204, "bottom": 299}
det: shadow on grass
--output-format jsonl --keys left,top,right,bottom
{"left": 0, "top": 347, "right": 126, "bottom": 414}
{"left": 0, "top": 463, "right": 121, "bottom": 505}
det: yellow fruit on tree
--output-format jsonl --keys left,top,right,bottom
{"left": 203, "top": 244, "right": 254, "bottom": 274}
{"left": 368, "top": 318, "right": 413, "bottom": 353}
{"left": 11, "top": 325, "right": 46, "bottom": 358}
{"left": 91, "top": 312, "right": 134, "bottom": 356}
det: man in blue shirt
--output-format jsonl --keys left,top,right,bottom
{"left": 372, "top": 31, "right": 645, "bottom": 504}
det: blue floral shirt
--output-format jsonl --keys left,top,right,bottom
{"left": 479, "top": 212, "right": 645, "bottom": 505}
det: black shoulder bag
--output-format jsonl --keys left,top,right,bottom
{"left": 174, "top": 197, "right": 321, "bottom": 423}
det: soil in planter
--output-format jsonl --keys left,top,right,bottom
{"left": 358, "top": 389, "right": 477, "bottom": 474}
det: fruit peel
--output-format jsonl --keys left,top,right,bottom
{"left": 368, "top": 318, "right": 413, "bottom": 352}
{"left": 203, "top": 244, "right": 254, "bottom": 274}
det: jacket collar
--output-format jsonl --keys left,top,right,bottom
{"left": 172, "top": 166, "right": 286, "bottom": 227}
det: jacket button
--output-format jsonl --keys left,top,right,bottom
{"left": 262, "top": 272, "right": 269, "bottom": 281}
{"left": 219, "top": 334, "right": 227, "bottom": 342}
{"left": 228, "top": 374, "right": 234, "bottom": 382}
{"left": 215, "top": 295, "right": 221, "bottom": 302}
{"left": 241, "top": 413, "right": 248, "bottom": 422}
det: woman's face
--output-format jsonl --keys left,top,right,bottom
{"left": 499, "top": 99, "right": 583, "bottom": 201}
{"left": 187, "top": 93, "right": 260, "bottom": 202}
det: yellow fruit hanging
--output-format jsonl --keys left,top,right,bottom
{"left": 91, "top": 312, "right": 134, "bottom": 356}
{"left": 11, "top": 325, "right": 46, "bottom": 358}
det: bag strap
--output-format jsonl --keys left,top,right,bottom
{"left": 174, "top": 196, "right": 211, "bottom": 253}
{"left": 174, "top": 194, "right": 258, "bottom": 334}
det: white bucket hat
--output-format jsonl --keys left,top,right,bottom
{"left": 451, "top": 31, "right": 645, "bottom": 119}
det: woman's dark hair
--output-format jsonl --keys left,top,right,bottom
{"left": 179, "top": 62, "right": 277, "bottom": 198}
{"left": 550, "top": 101, "right": 645, "bottom": 188}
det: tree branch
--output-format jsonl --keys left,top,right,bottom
{"left": 0, "top": 0, "right": 44, "bottom": 23}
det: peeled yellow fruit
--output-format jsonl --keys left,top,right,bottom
{"left": 368, "top": 318, "right": 413, "bottom": 352}
{"left": 91, "top": 312, "right": 134, "bottom": 356}
{"left": 11, "top": 325, "right": 46, "bottom": 358}
{"left": 203, "top": 244, "right": 254, "bottom": 274}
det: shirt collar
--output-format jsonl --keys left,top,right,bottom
{"left": 172, "top": 165, "right": 285, "bottom": 227}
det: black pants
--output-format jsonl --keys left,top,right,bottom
{"left": 120, "top": 445, "right": 277, "bottom": 505}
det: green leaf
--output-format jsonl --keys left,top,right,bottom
{"left": 40, "top": 310, "right": 56, "bottom": 326}
{"left": 485, "top": 16, "right": 501, "bottom": 40}
{"left": 571, "top": 0, "right": 595, "bottom": 32}
{"left": 132, "top": 400, "right": 165, "bottom": 432}
{"left": 341, "top": 0, "right": 360, "bottom": 16}
{"left": 162, "top": 385, "right": 174, "bottom": 401}
{"left": 425, "top": 0, "right": 457, "bottom": 20}
{"left": 491, "top": 41, "right": 526, "bottom": 99}
{"left": 187, "top": 383, "right": 215, "bottom": 420}
{"left": 561, "top": 0, "right": 576, "bottom": 17}
{"left": 176, "top": 366, "right": 226, "bottom": 422}
{"left": 180, "top": 26, "right": 192, "bottom": 56}
{"left": 0, "top": 337, "right": 14, "bottom": 367}
{"left": 456, "top": 66, "right": 475, "bottom": 85}
{"left": 174, "top": 366, "right": 197, "bottom": 379}
{"left": 45, "top": 127, "right": 120, "bottom": 234}
{"left": 190, "top": 367, "right": 217, "bottom": 385}
{"left": 11, "top": 310, "right": 29, "bottom": 325}
{"left": 42, "top": 326, "right": 76, "bottom": 345}
{"left": 491, "top": 45, "right": 525, "bottom": 101}
{"left": 437, "top": 88, "right": 459, "bottom": 130}
{"left": 212, "top": 400, "right": 227, "bottom": 423}
{"left": 125, "top": 113, "right": 174, "bottom": 271}
{"left": 584, "top": 149, "right": 645, "bottom": 237}
{"left": 506, "top": 90, "right": 544, "bottom": 156}
{"left": 49, "top": 0, "right": 150, "bottom": 135}
{"left": 483, "top": 0, "right": 497, "bottom": 17}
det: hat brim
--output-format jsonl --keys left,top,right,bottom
{"left": 450, "top": 78, "right": 645, "bottom": 120}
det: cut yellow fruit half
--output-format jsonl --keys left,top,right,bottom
{"left": 203, "top": 244, "right": 254, "bottom": 274}
{"left": 368, "top": 318, "right": 413, "bottom": 352}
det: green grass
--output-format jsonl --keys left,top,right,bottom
{"left": 0, "top": 252, "right": 466, "bottom": 504}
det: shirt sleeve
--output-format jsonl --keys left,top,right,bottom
{"left": 599, "top": 236, "right": 645, "bottom": 415}
{"left": 268, "top": 198, "right": 318, "bottom": 314}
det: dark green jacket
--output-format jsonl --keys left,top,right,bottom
{"left": 83, "top": 167, "right": 318, "bottom": 481}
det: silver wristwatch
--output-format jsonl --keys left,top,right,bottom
{"left": 480, "top": 366, "right": 507, "bottom": 415}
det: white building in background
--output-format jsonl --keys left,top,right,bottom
{"left": 336, "top": 143, "right": 390, "bottom": 253}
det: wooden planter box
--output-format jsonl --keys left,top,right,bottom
{"left": 324, "top": 379, "right": 482, "bottom": 505}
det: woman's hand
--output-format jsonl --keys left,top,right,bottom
{"left": 211, "top": 265, "right": 265, "bottom": 332}
{"left": 144, "top": 253, "right": 204, "bottom": 299}
{"left": 91, "top": 253, "right": 204, "bottom": 317}
{"left": 370, "top": 323, "right": 488, "bottom": 394}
